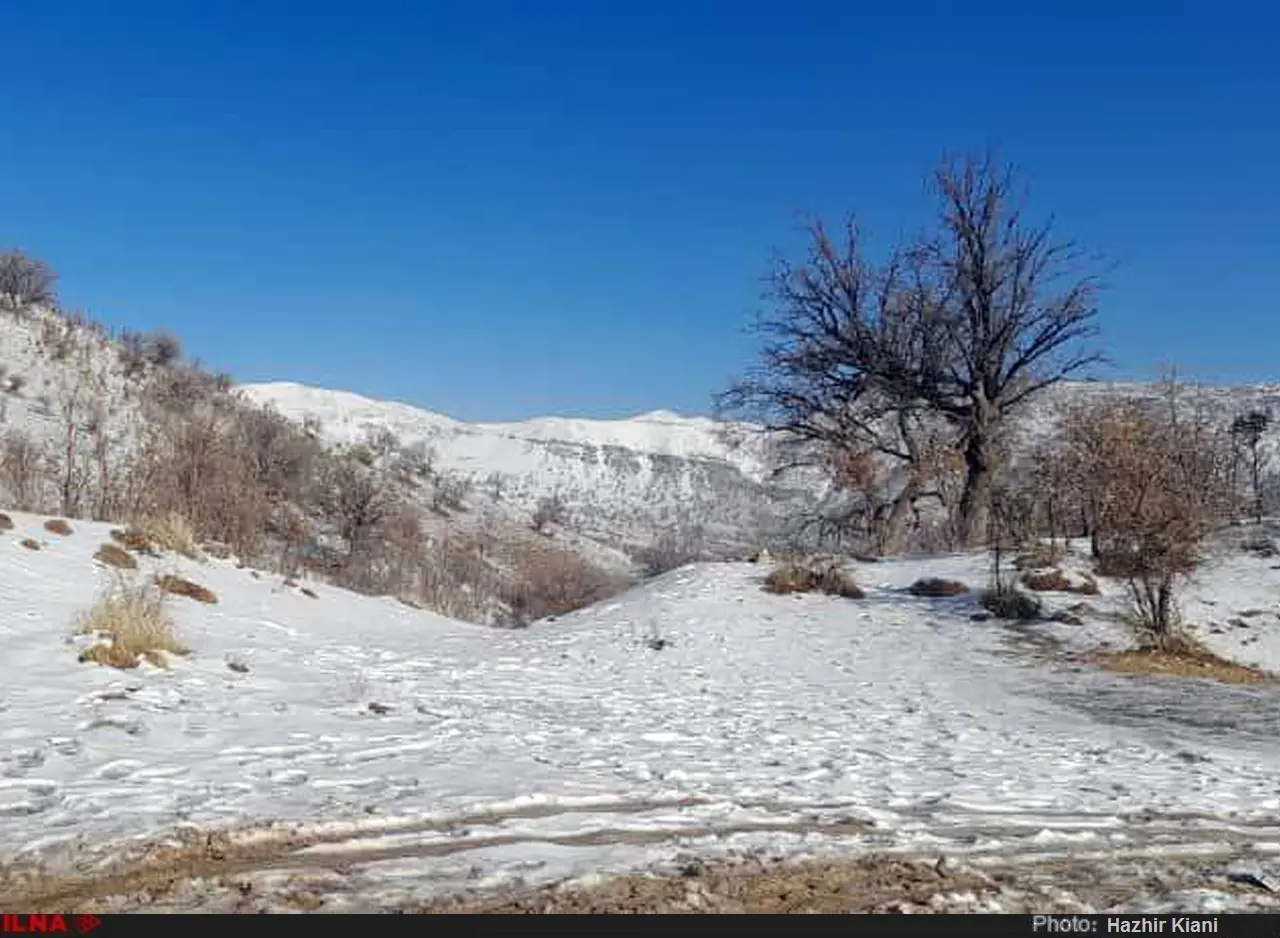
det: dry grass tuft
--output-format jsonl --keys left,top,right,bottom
{"left": 19, "top": 538, "right": 40, "bottom": 551}
{"left": 202, "top": 541, "right": 233, "bottom": 560}
{"left": 137, "top": 512, "right": 200, "bottom": 558}
{"left": 1020, "top": 569, "right": 1073, "bottom": 592}
{"left": 907, "top": 577, "right": 970, "bottom": 597}
{"left": 94, "top": 542, "right": 138, "bottom": 570}
{"left": 1092, "top": 635, "right": 1271, "bottom": 686}
{"left": 75, "top": 578, "right": 188, "bottom": 670}
{"left": 43, "top": 518, "right": 73, "bottom": 536}
{"left": 0, "top": 513, "right": 13, "bottom": 531}
{"left": 763, "top": 560, "right": 865, "bottom": 599}
{"left": 155, "top": 574, "right": 218, "bottom": 604}
{"left": 111, "top": 528, "right": 157, "bottom": 554}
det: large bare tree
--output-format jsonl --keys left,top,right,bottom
{"left": 722, "top": 152, "right": 1104, "bottom": 547}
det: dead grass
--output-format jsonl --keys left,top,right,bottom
{"left": 1013, "top": 542, "right": 1067, "bottom": 570}
{"left": 94, "top": 543, "right": 138, "bottom": 570}
{"left": 202, "top": 541, "right": 232, "bottom": 560}
{"left": 19, "top": 538, "right": 40, "bottom": 551}
{"left": 0, "top": 513, "right": 12, "bottom": 531}
{"left": 155, "top": 574, "right": 218, "bottom": 604}
{"left": 137, "top": 512, "right": 200, "bottom": 558}
{"left": 907, "top": 577, "right": 970, "bottom": 597}
{"left": 1020, "top": 569, "right": 1100, "bottom": 595}
{"left": 43, "top": 518, "right": 73, "bottom": 536}
{"left": 1092, "top": 633, "right": 1272, "bottom": 686}
{"left": 111, "top": 528, "right": 157, "bottom": 554}
{"left": 74, "top": 578, "right": 188, "bottom": 670}
{"left": 763, "top": 561, "right": 865, "bottom": 599}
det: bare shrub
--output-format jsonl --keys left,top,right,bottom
{"left": 143, "top": 330, "right": 183, "bottom": 368}
{"left": 0, "top": 513, "right": 12, "bottom": 531}
{"left": 43, "top": 518, "right": 73, "bottom": 536}
{"left": 634, "top": 524, "right": 705, "bottom": 576}
{"left": 430, "top": 471, "right": 471, "bottom": 513}
{"left": 0, "top": 431, "right": 52, "bottom": 511}
{"left": 531, "top": 494, "right": 567, "bottom": 534}
{"left": 763, "top": 559, "right": 865, "bottom": 598}
{"left": 20, "top": 538, "right": 40, "bottom": 551}
{"left": 907, "top": 577, "right": 970, "bottom": 597}
{"left": 137, "top": 512, "right": 200, "bottom": 558}
{"left": 503, "top": 545, "right": 622, "bottom": 622}
{"left": 155, "top": 574, "right": 218, "bottom": 604}
{"left": 75, "top": 577, "right": 187, "bottom": 669}
{"left": 1063, "top": 390, "right": 1233, "bottom": 638}
{"left": 94, "top": 542, "right": 138, "bottom": 570}
{"left": 0, "top": 250, "right": 58, "bottom": 312}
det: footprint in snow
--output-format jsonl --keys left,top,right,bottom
{"left": 94, "top": 759, "right": 146, "bottom": 780}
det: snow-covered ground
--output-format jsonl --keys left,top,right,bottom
{"left": 2, "top": 512, "right": 1280, "bottom": 910}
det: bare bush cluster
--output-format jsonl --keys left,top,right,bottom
{"left": 0, "top": 250, "right": 57, "bottom": 312}
{"left": 1057, "top": 392, "right": 1234, "bottom": 637}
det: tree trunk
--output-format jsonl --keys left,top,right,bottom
{"left": 957, "top": 433, "right": 995, "bottom": 547}
{"left": 879, "top": 475, "right": 920, "bottom": 555}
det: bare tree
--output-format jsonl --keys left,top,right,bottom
{"left": 531, "top": 493, "right": 566, "bottom": 534}
{"left": 0, "top": 250, "right": 58, "bottom": 312}
{"left": 1230, "top": 409, "right": 1271, "bottom": 524}
{"left": 721, "top": 152, "right": 1104, "bottom": 547}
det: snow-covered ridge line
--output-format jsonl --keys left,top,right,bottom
{"left": 237, "top": 382, "right": 764, "bottom": 465}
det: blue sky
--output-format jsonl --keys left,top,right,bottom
{"left": 1, "top": 1, "right": 1277, "bottom": 421}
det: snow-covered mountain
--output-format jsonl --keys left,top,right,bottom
{"left": 240, "top": 378, "right": 1280, "bottom": 558}
{"left": 238, "top": 382, "right": 819, "bottom": 556}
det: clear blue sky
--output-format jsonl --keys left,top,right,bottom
{"left": 2, "top": 1, "right": 1276, "bottom": 421}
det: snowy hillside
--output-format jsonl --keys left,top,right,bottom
{"left": 3, "top": 511, "right": 1280, "bottom": 911}
{"left": 239, "top": 382, "right": 813, "bottom": 554}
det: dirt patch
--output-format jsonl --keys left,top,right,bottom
{"left": 422, "top": 856, "right": 997, "bottom": 914}
{"left": 1091, "top": 646, "right": 1272, "bottom": 686}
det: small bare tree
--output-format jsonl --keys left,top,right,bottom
{"left": 1064, "top": 395, "right": 1232, "bottom": 639}
{"left": 1230, "top": 409, "right": 1271, "bottom": 525}
{"left": 0, "top": 250, "right": 58, "bottom": 312}
{"left": 531, "top": 493, "right": 566, "bottom": 534}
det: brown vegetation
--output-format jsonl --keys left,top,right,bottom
{"left": 19, "top": 538, "right": 40, "bottom": 551}
{"left": 1062, "top": 390, "right": 1233, "bottom": 636}
{"left": 0, "top": 512, "right": 12, "bottom": 531}
{"left": 94, "top": 543, "right": 138, "bottom": 570}
{"left": 1092, "top": 639, "right": 1271, "bottom": 686}
{"left": 907, "top": 577, "right": 970, "bottom": 597}
{"left": 75, "top": 578, "right": 187, "bottom": 669}
{"left": 43, "top": 518, "right": 73, "bottom": 536}
{"left": 155, "top": 574, "right": 218, "bottom": 604}
{"left": 763, "top": 559, "right": 865, "bottom": 598}
{"left": 111, "top": 529, "right": 157, "bottom": 554}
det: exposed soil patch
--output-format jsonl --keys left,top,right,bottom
{"left": 1092, "top": 647, "right": 1271, "bottom": 685}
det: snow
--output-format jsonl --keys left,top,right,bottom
{"left": 3, "top": 511, "right": 1280, "bottom": 907}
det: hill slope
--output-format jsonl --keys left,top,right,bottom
{"left": 3, "top": 513, "right": 1279, "bottom": 910}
